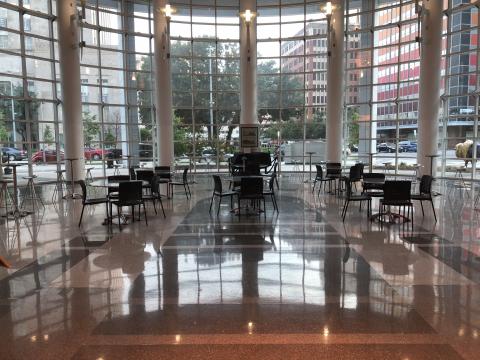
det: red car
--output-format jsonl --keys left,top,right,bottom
{"left": 84, "top": 147, "right": 108, "bottom": 160}
{"left": 31, "top": 150, "right": 64, "bottom": 163}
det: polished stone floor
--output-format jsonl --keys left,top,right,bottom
{"left": 0, "top": 175, "right": 479, "bottom": 359}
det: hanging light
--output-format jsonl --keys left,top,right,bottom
{"left": 325, "top": 2, "right": 333, "bottom": 16}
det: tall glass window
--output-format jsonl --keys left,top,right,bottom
{"left": 257, "top": 0, "right": 327, "bottom": 171}
{"left": 170, "top": 0, "right": 240, "bottom": 172}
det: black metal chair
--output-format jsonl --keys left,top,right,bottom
{"left": 379, "top": 180, "right": 413, "bottom": 227}
{"left": 107, "top": 175, "right": 130, "bottom": 200}
{"left": 263, "top": 161, "right": 279, "bottom": 189}
{"left": 142, "top": 176, "right": 166, "bottom": 218}
{"left": 263, "top": 174, "right": 278, "bottom": 212}
{"left": 312, "top": 164, "right": 334, "bottom": 194}
{"left": 341, "top": 179, "right": 371, "bottom": 221}
{"left": 169, "top": 167, "right": 191, "bottom": 198}
{"left": 110, "top": 181, "right": 147, "bottom": 230}
{"left": 237, "top": 177, "right": 265, "bottom": 216}
{"left": 209, "top": 175, "right": 237, "bottom": 216}
{"left": 325, "top": 162, "right": 342, "bottom": 193}
{"left": 77, "top": 180, "right": 110, "bottom": 227}
{"left": 342, "top": 164, "right": 363, "bottom": 192}
{"left": 154, "top": 166, "right": 172, "bottom": 197}
{"left": 362, "top": 173, "right": 385, "bottom": 197}
{"left": 135, "top": 170, "right": 155, "bottom": 194}
{"left": 411, "top": 175, "right": 436, "bottom": 222}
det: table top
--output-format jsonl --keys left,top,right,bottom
{"left": 3, "top": 163, "right": 23, "bottom": 167}
{"left": 90, "top": 179, "right": 149, "bottom": 188}
{"left": 65, "top": 158, "right": 80, "bottom": 161}
{"left": 426, "top": 154, "right": 440, "bottom": 158}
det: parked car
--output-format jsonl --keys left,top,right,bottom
{"left": 1, "top": 147, "right": 27, "bottom": 161}
{"left": 398, "top": 141, "right": 417, "bottom": 152}
{"left": 84, "top": 147, "right": 109, "bottom": 160}
{"left": 31, "top": 149, "right": 64, "bottom": 163}
{"left": 377, "top": 142, "right": 396, "bottom": 153}
{"left": 199, "top": 147, "right": 217, "bottom": 163}
{"left": 138, "top": 143, "right": 153, "bottom": 159}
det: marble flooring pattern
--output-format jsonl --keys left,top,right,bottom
{"left": 0, "top": 175, "right": 479, "bottom": 359}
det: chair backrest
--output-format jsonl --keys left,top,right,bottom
{"left": 268, "top": 174, "right": 276, "bottom": 192}
{"left": 136, "top": 169, "right": 154, "bottom": 182}
{"left": 350, "top": 164, "right": 363, "bottom": 181}
{"left": 213, "top": 175, "right": 223, "bottom": 194}
{"left": 77, "top": 180, "right": 87, "bottom": 203}
{"left": 355, "top": 163, "right": 365, "bottom": 177}
{"left": 150, "top": 176, "right": 160, "bottom": 195}
{"left": 419, "top": 175, "right": 433, "bottom": 195}
{"left": 315, "top": 164, "right": 324, "bottom": 179}
{"left": 108, "top": 175, "right": 130, "bottom": 182}
{"left": 155, "top": 166, "right": 171, "bottom": 179}
{"left": 181, "top": 167, "right": 189, "bottom": 182}
{"left": 326, "top": 162, "right": 342, "bottom": 176}
{"left": 344, "top": 178, "right": 353, "bottom": 197}
{"left": 383, "top": 180, "right": 411, "bottom": 201}
{"left": 362, "top": 172, "right": 385, "bottom": 181}
{"left": 243, "top": 163, "right": 260, "bottom": 176}
{"left": 129, "top": 167, "right": 137, "bottom": 180}
{"left": 118, "top": 181, "right": 142, "bottom": 203}
{"left": 240, "top": 177, "right": 263, "bottom": 197}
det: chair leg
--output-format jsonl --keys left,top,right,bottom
{"left": 430, "top": 199, "right": 437, "bottom": 222}
{"left": 217, "top": 196, "right": 222, "bottom": 216}
{"left": 152, "top": 198, "right": 157, "bottom": 214}
{"left": 143, "top": 202, "right": 148, "bottom": 226}
{"left": 275, "top": 176, "right": 279, "bottom": 190}
{"left": 312, "top": 180, "right": 316, "bottom": 193}
{"left": 420, "top": 200, "right": 424, "bottom": 216}
{"left": 159, "top": 196, "right": 166, "bottom": 218}
{"left": 78, "top": 204, "right": 85, "bottom": 227}
{"left": 118, "top": 206, "right": 122, "bottom": 231}
{"left": 209, "top": 193, "right": 215, "bottom": 213}
{"left": 342, "top": 201, "right": 349, "bottom": 221}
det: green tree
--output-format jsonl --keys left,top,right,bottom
{"left": 346, "top": 108, "right": 359, "bottom": 146}
{"left": 43, "top": 124, "right": 54, "bottom": 145}
{"left": 0, "top": 85, "right": 40, "bottom": 145}
{"left": 0, "top": 118, "right": 8, "bottom": 144}
{"left": 83, "top": 111, "right": 100, "bottom": 147}
{"left": 103, "top": 129, "right": 116, "bottom": 148}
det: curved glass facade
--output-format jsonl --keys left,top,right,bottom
{"left": 0, "top": 0, "right": 479, "bottom": 180}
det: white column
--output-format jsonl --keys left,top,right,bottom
{"left": 417, "top": 0, "right": 443, "bottom": 177}
{"left": 153, "top": 0, "right": 174, "bottom": 167}
{"left": 326, "top": 0, "right": 344, "bottom": 162}
{"left": 57, "top": 0, "right": 84, "bottom": 181}
{"left": 240, "top": 0, "right": 257, "bottom": 126}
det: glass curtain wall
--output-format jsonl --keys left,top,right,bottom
{"left": 0, "top": 0, "right": 60, "bottom": 180}
{"left": 80, "top": 0, "right": 155, "bottom": 176}
{"left": 1, "top": 0, "right": 480, "bottom": 179}
{"left": 170, "top": 0, "right": 240, "bottom": 173}
{"left": 257, "top": 0, "right": 327, "bottom": 172}
{"left": 345, "top": 0, "right": 480, "bottom": 181}
{"left": 441, "top": 0, "right": 479, "bottom": 180}
{"left": 344, "top": 0, "right": 424, "bottom": 176}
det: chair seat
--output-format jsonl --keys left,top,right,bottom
{"left": 111, "top": 200, "right": 143, "bottom": 206}
{"left": 364, "top": 191, "right": 384, "bottom": 197}
{"left": 84, "top": 197, "right": 109, "bottom": 205}
{"left": 349, "top": 194, "right": 371, "bottom": 201}
{"left": 381, "top": 199, "right": 412, "bottom": 206}
{"left": 215, "top": 190, "right": 237, "bottom": 197}
{"left": 239, "top": 194, "right": 265, "bottom": 200}
{"left": 169, "top": 181, "right": 185, "bottom": 185}
{"left": 411, "top": 193, "right": 430, "bottom": 200}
